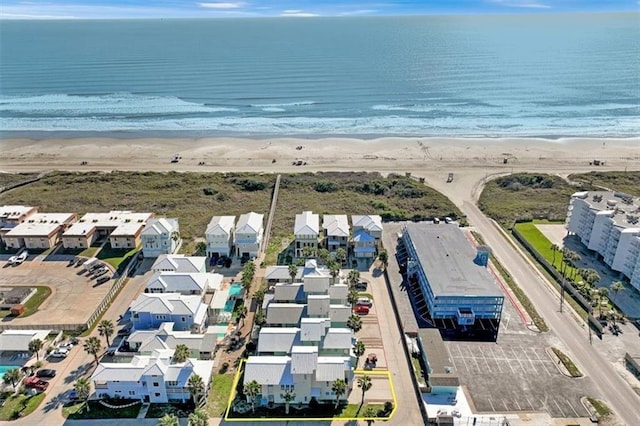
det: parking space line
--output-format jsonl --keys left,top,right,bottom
{"left": 487, "top": 398, "right": 496, "bottom": 412}
{"left": 446, "top": 346, "right": 457, "bottom": 371}
{"left": 456, "top": 345, "right": 470, "bottom": 373}
{"left": 526, "top": 397, "right": 535, "bottom": 410}
{"left": 489, "top": 347, "right": 503, "bottom": 373}
{"left": 466, "top": 346, "right": 481, "bottom": 373}
{"left": 511, "top": 347, "right": 527, "bottom": 374}
{"left": 565, "top": 399, "right": 580, "bottom": 417}
{"left": 521, "top": 345, "right": 538, "bottom": 372}
{"left": 500, "top": 347, "right": 516, "bottom": 374}
{"left": 553, "top": 400, "right": 566, "bottom": 417}
{"left": 513, "top": 399, "right": 521, "bottom": 410}
{"left": 533, "top": 349, "right": 552, "bottom": 376}
{"left": 502, "top": 399, "right": 510, "bottom": 411}
{"left": 478, "top": 346, "right": 492, "bottom": 373}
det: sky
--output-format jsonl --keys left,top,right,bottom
{"left": 0, "top": 0, "right": 638, "bottom": 19}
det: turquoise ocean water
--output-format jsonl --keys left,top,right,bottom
{"left": 0, "top": 14, "right": 638, "bottom": 137}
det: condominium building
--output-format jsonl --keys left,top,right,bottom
{"left": 566, "top": 191, "right": 640, "bottom": 290}
{"left": 2, "top": 212, "right": 77, "bottom": 249}
{"left": 401, "top": 223, "right": 503, "bottom": 339}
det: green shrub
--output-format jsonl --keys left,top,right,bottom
{"left": 313, "top": 181, "right": 339, "bottom": 193}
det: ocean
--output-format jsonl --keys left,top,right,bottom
{"left": 0, "top": 14, "right": 638, "bottom": 138}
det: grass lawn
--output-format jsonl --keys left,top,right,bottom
{"left": 513, "top": 221, "right": 578, "bottom": 275}
{"left": 63, "top": 400, "right": 141, "bottom": 419}
{"left": 551, "top": 347, "right": 582, "bottom": 378}
{"left": 478, "top": 173, "right": 595, "bottom": 228}
{"left": 207, "top": 373, "right": 236, "bottom": 417}
{"left": 586, "top": 397, "right": 612, "bottom": 417}
{"left": 21, "top": 286, "right": 52, "bottom": 317}
{"left": 336, "top": 403, "right": 385, "bottom": 418}
{"left": 63, "top": 246, "right": 100, "bottom": 258}
{"left": 569, "top": 171, "right": 640, "bottom": 197}
{"left": 0, "top": 392, "right": 46, "bottom": 421}
{"left": 97, "top": 244, "right": 139, "bottom": 270}
{"left": 410, "top": 355, "right": 427, "bottom": 388}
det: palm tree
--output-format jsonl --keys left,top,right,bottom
{"left": 347, "top": 315, "right": 363, "bottom": 333}
{"left": 363, "top": 406, "right": 377, "bottom": 425}
{"left": 280, "top": 390, "right": 296, "bottom": 414}
{"left": 83, "top": 336, "right": 102, "bottom": 365}
{"left": 347, "top": 270, "right": 360, "bottom": 288}
{"left": 348, "top": 289, "right": 359, "bottom": 313}
{"left": 244, "top": 380, "right": 261, "bottom": 414}
{"left": 194, "top": 241, "right": 207, "bottom": 256}
{"left": 3, "top": 368, "right": 21, "bottom": 391}
{"left": 331, "top": 379, "right": 346, "bottom": 409}
{"left": 158, "top": 413, "right": 179, "bottom": 426}
{"left": 329, "top": 261, "right": 340, "bottom": 284}
{"left": 236, "top": 304, "right": 248, "bottom": 328}
{"left": 28, "top": 338, "right": 44, "bottom": 362}
{"left": 74, "top": 377, "right": 91, "bottom": 412}
{"left": 301, "top": 246, "right": 317, "bottom": 259}
{"left": 353, "top": 340, "right": 366, "bottom": 367}
{"left": 253, "top": 288, "right": 265, "bottom": 307}
{"left": 187, "top": 409, "right": 209, "bottom": 426}
{"left": 335, "top": 247, "right": 347, "bottom": 265}
{"left": 173, "top": 344, "right": 190, "bottom": 363}
{"left": 187, "top": 374, "right": 206, "bottom": 406}
{"left": 170, "top": 231, "right": 181, "bottom": 243}
{"left": 97, "top": 319, "right": 115, "bottom": 348}
{"left": 254, "top": 310, "right": 266, "bottom": 327}
{"left": 611, "top": 281, "right": 623, "bottom": 306}
{"left": 318, "top": 248, "right": 331, "bottom": 265}
{"left": 584, "top": 270, "right": 600, "bottom": 288}
{"left": 550, "top": 244, "right": 559, "bottom": 267}
{"left": 288, "top": 263, "right": 298, "bottom": 283}
{"left": 378, "top": 250, "right": 388, "bottom": 269}
{"left": 598, "top": 287, "right": 609, "bottom": 317}
{"left": 357, "top": 375, "right": 373, "bottom": 405}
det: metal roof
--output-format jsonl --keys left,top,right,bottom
{"left": 404, "top": 223, "right": 501, "bottom": 297}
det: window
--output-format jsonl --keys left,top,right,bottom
{"left": 153, "top": 382, "right": 159, "bottom": 387}
{"left": 154, "top": 393, "right": 161, "bottom": 397}
{"left": 181, "top": 316, "right": 186, "bottom": 322}
{"left": 129, "top": 391, "right": 135, "bottom": 396}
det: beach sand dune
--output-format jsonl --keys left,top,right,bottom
{"left": 1, "top": 136, "right": 639, "bottom": 205}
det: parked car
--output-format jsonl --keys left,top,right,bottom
{"left": 58, "top": 342, "right": 74, "bottom": 350}
{"left": 50, "top": 348, "right": 69, "bottom": 358}
{"left": 24, "top": 377, "right": 49, "bottom": 390}
{"left": 354, "top": 305, "right": 370, "bottom": 314}
{"left": 93, "top": 267, "right": 109, "bottom": 278}
{"left": 356, "top": 297, "right": 373, "bottom": 307}
{"left": 95, "top": 275, "right": 111, "bottom": 285}
{"left": 355, "top": 281, "right": 368, "bottom": 291}
{"left": 216, "top": 256, "right": 227, "bottom": 267}
{"left": 36, "top": 369, "right": 56, "bottom": 378}
{"left": 224, "top": 258, "right": 233, "bottom": 268}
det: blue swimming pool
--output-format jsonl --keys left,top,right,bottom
{"left": 229, "top": 283, "right": 243, "bottom": 297}
{"left": 0, "top": 365, "right": 16, "bottom": 376}
{"left": 223, "top": 300, "right": 235, "bottom": 313}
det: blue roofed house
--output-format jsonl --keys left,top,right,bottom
{"left": 130, "top": 293, "right": 208, "bottom": 333}
{"left": 234, "top": 212, "right": 264, "bottom": 258}
{"left": 140, "top": 218, "right": 181, "bottom": 258}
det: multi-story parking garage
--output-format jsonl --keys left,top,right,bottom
{"left": 399, "top": 223, "right": 504, "bottom": 340}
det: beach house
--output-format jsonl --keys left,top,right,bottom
{"left": 151, "top": 254, "right": 207, "bottom": 274}
{"left": 294, "top": 211, "right": 320, "bottom": 258}
{"left": 124, "top": 322, "right": 225, "bottom": 360}
{"left": 62, "top": 211, "right": 153, "bottom": 249}
{"left": 205, "top": 215, "right": 235, "bottom": 258}
{"left": 243, "top": 259, "right": 354, "bottom": 408}
{"left": 322, "top": 214, "right": 350, "bottom": 254}
{"left": 129, "top": 293, "right": 209, "bottom": 333}
{"left": 234, "top": 212, "right": 264, "bottom": 259}
{"left": 2, "top": 212, "right": 77, "bottom": 250}
{"left": 351, "top": 215, "right": 383, "bottom": 262}
{"left": 91, "top": 348, "right": 214, "bottom": 403}
{"left": 141, "top": 218, "right": 180, "bottom": 258}
{"left": 144, "top": 271, "right": 222, "bottom": 296}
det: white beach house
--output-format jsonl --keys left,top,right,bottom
{"left": 322, "top": 214, "right": 350, "bottom": 254}
{"left": 205, "top": 215, "right": 235, "bottom": 258}
{"left": 129, "top": 293, "right": 209, "bottom": 333}
{"left": 235, "top": 212, "right": 264, "bottom": 258}
{"left": 151, "top": 254, "right": 207, "bottom": 274}
{"left": 294, "top": 211, "right": 320, "bottom": 258}
{"left": 140, "top": 218, "right": 180, "bottom": 258}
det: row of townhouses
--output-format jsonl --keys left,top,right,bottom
{"left": 243, "top": 259, "right": 356, "bottom": 407}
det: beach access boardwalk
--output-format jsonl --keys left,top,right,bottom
{"left": 261, "top": 173, "right": 281, "bottom": 254}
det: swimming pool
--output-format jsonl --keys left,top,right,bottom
{"left": 223, "top": 300, "right": 235, "bottom": 313}
{"left": 229, "top": 283, "right": 243, "bottom": 298}
{"left": 0, "top": 365, "right": 17, "bottom": 376}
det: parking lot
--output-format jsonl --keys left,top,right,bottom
{"left": 447, "top": 336, "right": 595, "bottom": 418}
{"left": 0, "top": 256, "right": 114, "bottom": 327}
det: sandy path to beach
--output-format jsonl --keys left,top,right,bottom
{"left": 1, "top": 137, "right": 639, "bottom": 205}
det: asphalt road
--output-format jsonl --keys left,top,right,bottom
{"left": 462, "top": 200, "right": 640, "bottom": 426}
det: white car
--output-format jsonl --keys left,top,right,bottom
{"left": 50, "top": 348, "right": 69, "bottom": 358}
{"left": 58, "top": 342, "right": 74, "bottom": 350}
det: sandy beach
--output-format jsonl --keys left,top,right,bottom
{"left": 1, "top": 136, "right": 639, "bottom": 205}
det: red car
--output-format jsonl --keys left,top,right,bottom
{"left": 24, "top": 377, "right": 49, "bottom": 391}
{"left": 354, "top": 305, "right": 370, "bottom": 315}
